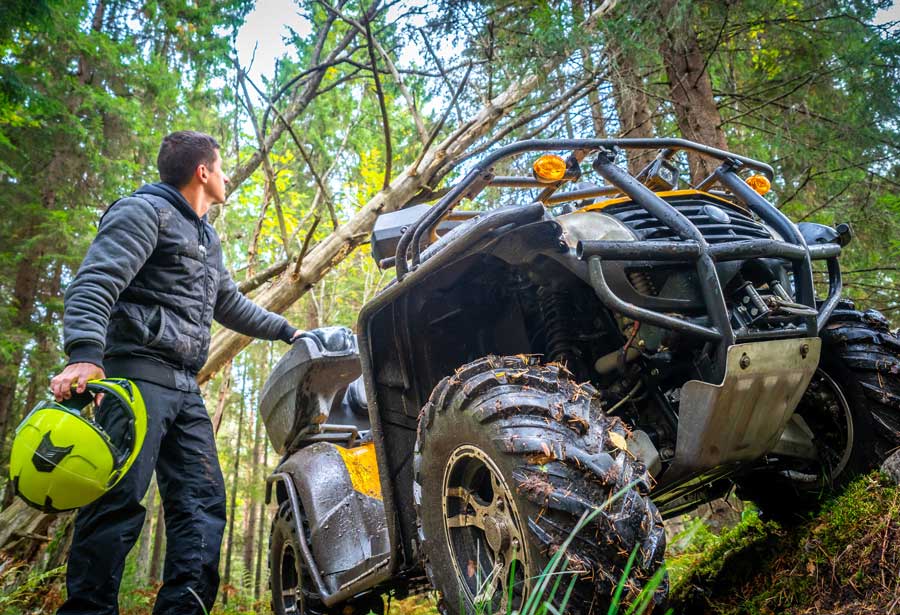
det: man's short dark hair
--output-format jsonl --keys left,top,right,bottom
{"left": 157, "top": 131, "right": 220, "bottom": 188}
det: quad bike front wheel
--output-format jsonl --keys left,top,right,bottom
{"left": 414, "top": 356, "right": 666, "bottom": 614}
{"left": 738, "top": 301, "right": 900, "bottom": 519}
{"left": 268, "top": 500, "right": 384, "bottom": 615}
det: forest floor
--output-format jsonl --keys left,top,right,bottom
{"left": 2, "top": 473, "right": 898, "bottom": 614}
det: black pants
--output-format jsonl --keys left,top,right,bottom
{"left": 57, "top": 379, "right": 227, "bottom": 615}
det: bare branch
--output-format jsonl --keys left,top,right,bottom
{"left": 237, "top": 66, "right": 290, "bottom": 257}
{"left": 321, "top": 0, "right": 428, "bottom": 144}
{"left": 411, "top": 62, "right": 474, "bottom": 175}
{"left": 363, "top": 16, "right": 393, "bottom": 190}
{"left": 198, "top": 0, "right": 620, "bottom": 384}
{"left": 292, "top": 216, "right": 321, "bottom": 279}
{"left": 238, "top": 258, "right": 292, "bottom": 294}
{"left": 418, "top": 28, "right": 464, "bottom": 123}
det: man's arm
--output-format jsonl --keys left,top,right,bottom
{"left": 214, "top": 255, "right": 298, "bottom": 342}
{"left": 53, "top": 198, "right": 159, "bottom": 399}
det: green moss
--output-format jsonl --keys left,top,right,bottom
{"left": 668, "top": 473, "right": 900, "bottom": 614}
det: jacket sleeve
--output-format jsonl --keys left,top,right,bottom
{"left": 213, "top": 254, "right": 297, "bottom": 343}
{"left": 63, "top": 198, "right": 160, "bottom": 367}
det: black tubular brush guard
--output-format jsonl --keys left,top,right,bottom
{"left": 393, "top": 138, "right": 843, "bottom": 370}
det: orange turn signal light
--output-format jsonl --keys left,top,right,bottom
{"left": 746, "top": 174, "right": 771, "bottom": 196}
{"left": 533, "top": 154, "right": 567, "bottom": 182}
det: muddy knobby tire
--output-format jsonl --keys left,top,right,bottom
{"left": 413, "top": 356, "right": 666, "bottom": 614}
{"left": 820, "top": 300, "right": 900, "bottom": 468}
{"left": 739, "top": 300, "right": 900, "bottom": 519}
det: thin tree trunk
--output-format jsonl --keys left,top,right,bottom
{"left": 148, "top": 504, "right": 165, "bottom": 584}
{"left": 243, "top": 404, "right": 263, "bottom": 579}
{"left": 212, "top": 361, "right": 233, "bottom": 435}
{"left": 222, "top": 373, "right": 247, "bottom": 604}
{"left": 658, "top": 0, "right": 728, "bottom": 184}
{"left": 573, "top": 0, "right": 606, "bottom": 138}
{"left": 254, "top": 441, "right": 269, "bottom": 600}
{"left": 136, "top": 477, "right": 157, "bottom": 580}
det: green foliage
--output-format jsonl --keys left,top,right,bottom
{"left": 0, "top": 563, "right": 65, "bottom": 614}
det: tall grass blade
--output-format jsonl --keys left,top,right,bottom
{"left": 607, "top": 545, "right": 640, "bottom": 615}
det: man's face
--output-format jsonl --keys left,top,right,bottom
{"left": 201, "top": 150, "right": 230, "bottom": 204}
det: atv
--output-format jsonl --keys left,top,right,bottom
{"left": 258, "top": 139, "right": 900, "bottom": 614}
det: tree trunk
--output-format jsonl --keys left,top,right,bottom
{"left": 573, "top": 0, "right": 606, "bottom": 138}
{"left": 148, "top": 504, "right": 165, "bottom": 584}
{"left": 608, "top": 42, "right": 656, "bottom": 174}
{"left": 212, "top": 361, "right": 233, "bottom": 436}
{"left": 242, "top": 404, "right": 263, "bottom": 580}
{"left": 658, "top": 0, "right": 728, "bottom": 184}
{"left": 254, "top": 441, "right": 268, "bottom": 600}
{"left": 136, "top": 477, "right": 157, "bottom": 580}
{"left": 195, "top": 0, "right": 620, "bottom": 386}
{"left": 222, "top": 376, "right": 247, "bottom": 604}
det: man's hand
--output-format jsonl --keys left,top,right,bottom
{"left": 290, "top": 329, "right": 303, "bottom": 343}
{"left": 51, "top": 363, "right": 106, "bottom": 401}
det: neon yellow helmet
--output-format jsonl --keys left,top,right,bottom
{"left": 9, "top": 378, "right": 147, "bottom": 513}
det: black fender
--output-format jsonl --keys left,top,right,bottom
{"left": 266, "top": 440, "right": 391, "bottom": 606}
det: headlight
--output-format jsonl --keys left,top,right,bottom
{"left": 556, "top": 211, "right": 636, "bottom": 249}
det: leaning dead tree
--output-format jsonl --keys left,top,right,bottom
{"left": 197, "top": 0, "right": 619, "bottom": 384}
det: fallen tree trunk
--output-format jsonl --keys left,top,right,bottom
{"left": 198, "top": 1, "right": 618, "bottom": 384}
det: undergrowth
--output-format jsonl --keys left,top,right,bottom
{"left": 5, "top": 473, "right": 896, "bottom": 614}
{"left": 669, "top": 472, "right": 900, "bottom": 615}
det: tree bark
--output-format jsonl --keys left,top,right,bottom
{"left": 212, "top": 361, "right": 233, "bottom": 435}
{"left": 196, "top": 0, "right": 620, "bottom": 385}
{"left": 148, "top": 504, "right": 165, "bottom": 584}
{"left": 253, "top": 441, "right": 268, "bottom": 600}
{"left": 658, "top": 0, "right": 728, "bottom": 184}
{"left": 222, "top": 377, "right": 247, "bottom": 604}
{"left": 136, "top": 477, "right": 157, "bottom": 580}
{"left": 242, "top": 404, "right": 263, "bottom": 580}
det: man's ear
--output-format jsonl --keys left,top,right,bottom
{"left": 196, "top": 164, "right": 209, "bottom": 184}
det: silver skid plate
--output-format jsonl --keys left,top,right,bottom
{"left": 665, "top": 337, "right": 821, "bottom": 482}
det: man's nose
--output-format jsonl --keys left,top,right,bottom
{"left": 224, "top": 175, "right": 230, "bottom": 185}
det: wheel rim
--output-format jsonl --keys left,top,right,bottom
{"left": 442, "top": 444, "right": 530, "bottom": 612}
{"left": 278, "top": 540, "right": 303, "bottom": 615}
{"left": 796, "top": 368, "right": 854, "bottom": 481}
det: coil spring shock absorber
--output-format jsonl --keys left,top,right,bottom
{"left": 628, "top": 270, "right": 657, "bottom": 296}
{"left": 538, "top": 288, "right": 578, "bottom": 367}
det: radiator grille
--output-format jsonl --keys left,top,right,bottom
{"left": 606, "top": 197, "right": 771, "bottom": 244}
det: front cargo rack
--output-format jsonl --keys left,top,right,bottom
{"left": 392, "top": 138, "right": 843, "bottom": 370}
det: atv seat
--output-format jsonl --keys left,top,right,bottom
{"left": 259, "top": 326, "right": 371, "bottom": 454}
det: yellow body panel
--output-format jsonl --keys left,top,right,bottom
{"left": 336, "top": 442, "right": 383, "bottom": 501}
{"left": 578, "top": 189, "right": 739, "bottom": 213}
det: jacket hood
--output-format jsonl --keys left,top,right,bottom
{"left": 135, "top": 183, "right": 200, "bottom": 222}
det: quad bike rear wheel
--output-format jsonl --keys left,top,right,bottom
{"left": 413, "top": 356, "right": 666, "bottom": 614}
{"left": 738, "top": 301, "right": 900, "bottom": 520}
{"left": 269, "top": 500, "right": 384, "bottom": 615}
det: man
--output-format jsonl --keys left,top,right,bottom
{"left": 51, "top": 131, "right": 300, "bottom": 615}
